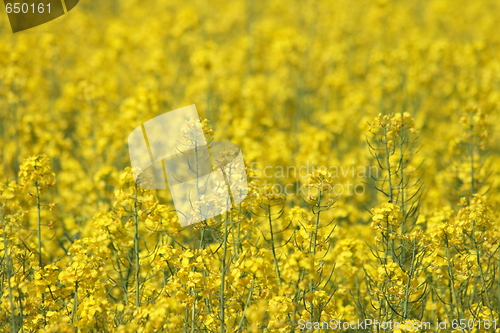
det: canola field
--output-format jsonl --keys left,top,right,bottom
{"left": 1, "top": 0, "right": 500, "bottom": 332}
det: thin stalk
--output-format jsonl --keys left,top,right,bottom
{"left": 267, "top": 204, "right": 282, "bottom": 285}
{"left": 445, "top": 237, "right": 462, "bottom": 321}
{"left": 220, "top": 209, "right": 230, "bottom": 333}
{"left": 311, "top": 191, "right": 322, "bottom": 256}
{"left": 236, "top": 279, "right": 254, "bottom": 332}
{"left": 383, "top": 126, "right": 394, "bottom": 202}
{"left": 72, "top": 281, "right": 79, "bottom": 325}
{"left": 399, "top": 124, "right": 406, "bottom": 232}
{"left": 473, "top": 244, "right": 494, "bottom": 319}
{"left": 497, "top": 248, "right": 500, "bottom": 314}
{"left": 191, "top": 286, "right": 197, "bottom": 333}
{"left": 402, "top": 244, "right": 416, "bottom": 319}
{"left": 2, "top": 212, "right": 16, "bottom": 333}
{"left": 309, "top": 190, "right": 322, "bottom": 321}
{"left": 469, "top": 120, "right": 475, "bottom": 196}
{"left": 35, "top": 181, "right": 47, "bottom": 326}
{"left": 133, "top": 184, "right": 140, "bottom": 308}
{"left": 36, "top": 181, "right": 43, "bottom": 268}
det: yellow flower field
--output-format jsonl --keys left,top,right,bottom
{"left": 1, "top": 0, "right": 500, "bottom": 332}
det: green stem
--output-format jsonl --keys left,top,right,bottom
{"left": 72, "top": 281, "right": 79, "bottom": 325}
{"left": 36, "top": 181, "right": 43, "bottom": 268}
{"left": 220, "top": 209, "right": 229, "bottom": 333}
{"left": 2, "top": 210, "right": 17, "bottom": 333}
{"left": 267, "top": 204, "right": 282, "bottom": 285}
{"left": 469, "top": 119, "right": 475, "bottom": 196}
{"left": 383, "top": 126, "right": 394, "bottom": 202}
{"left": 133, "top": 184, "right": 140, "bottom": 308}
{"left": 309, "top": 190, "right": 322, "bottom": 321}
{"left": 236, "top": 279, "right": 254, "bottom": 332}
{"left": 402, "top": 243, "right": 416, "bottom": 319}
{"left": 445, "top": 237, "right": 462, "bottom": 321}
